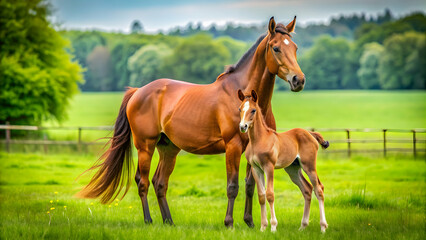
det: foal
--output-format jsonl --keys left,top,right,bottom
{"left": 238, "top": 89, "right": 329, "bottom": 232}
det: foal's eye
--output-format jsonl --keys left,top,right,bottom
{"left": 238, "top": 108, "right": 241, "bottom": 112}
{"left": 273, "top": 46, "right": 280, "bottom": 52}
{"left": 251, "top": 109, "right": 256, "bottom": 114}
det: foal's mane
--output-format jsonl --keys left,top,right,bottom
{"left": 224, "top": 23, "right": 290, "bottom": 75}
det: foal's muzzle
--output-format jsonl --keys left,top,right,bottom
{"left": 240, "top": 123, "right": 248, "bottom": 133}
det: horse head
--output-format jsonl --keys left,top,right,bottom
{"left": 265, "top": 17, "right": 305, "bottom": 92}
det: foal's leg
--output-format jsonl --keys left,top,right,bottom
{"left": 251, "top": 166, "right": 268, "bottom": 231}
{"left": 265, "top": 164, "right": 277, "bottom": 232}
{"left": 224, "top": 137, "right": 242, "bottom": 228}
{"left": 285, "top": 161, "right": 313, "bottom": 230}
{"left": 134, "top": 138, "right": 157, "bottom": 223}
{"left": 152, "top": 135, "right": 180, "bottom": 225}
{"left": 301, "top": 157, "right": 328, "bottom": 233}
{"left": 244, "top": 163, "right": 255, "bottom": 228}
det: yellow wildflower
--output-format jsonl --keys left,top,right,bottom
{"left": 129, "top": 206, "right": 132, "bottom": 209}
{"left": 108, "top": 205, "right": 112, "bottom": 208}
{"left": 54, "top": 192, "right": 58, "bottom": 195}
{"left": 90, "top": 202, "right": 94, "bottom": 206}
{"left": 50, "top": 207, "right": 55, "bottom": 210}
{"left": 114, "top": 203, "right": 118, "bottom": 206}
{"left": 47, "top": 211, "right": 50, "bottom": 214}
{"left": 64, "top": 206, "right": 67, "bottom": 209}
{"left": 50, "top": 200, "right": 53, "bottom": 203}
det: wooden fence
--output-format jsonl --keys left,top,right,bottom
{"left": 1, "top": 123, "right": 425, "bottom": 157}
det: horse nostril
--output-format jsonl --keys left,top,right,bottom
{"left": 292, "top": 75, "right": 297, "bottom": 84}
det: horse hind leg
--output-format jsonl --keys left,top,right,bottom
{"left": 300, "top": 156, "right": 328, "bottom": 233}
{"left": 284, "top": 160, "right": 313, "bottom": 230}
{"left": 135, "top": 138, "right": 157, "bottom": 224}
{"left": 152, "top": 134, "right": 180, "bottom": 225}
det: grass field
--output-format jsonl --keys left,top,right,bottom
{"left": 1, "top": 90, "right": 425, "bottom": 239}
{"left": 52, "top": 90, "right": 426, "bottom": 129}
{"left": 0, "top": 152, "right": 425, "bottom": 239}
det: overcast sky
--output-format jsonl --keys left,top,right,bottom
{"left": 50, "top": 0, "right": 426, "bottom": 33}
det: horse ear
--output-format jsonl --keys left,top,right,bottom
{"left": 268, "top": 17, "right": 276, "bottom": 35}
{"left": 286, "top": 16, "right": 296, "bottom": 33}
{"left": 238, "top": 89, "right": 245, "bottom": 101}
{"left": 251, "top": 90, "right": 258, "bottom": 103}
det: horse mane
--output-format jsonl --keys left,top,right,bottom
{"left": 223, "top": 23, "right": 290, "bottom": 75}
{"left": 224, "top": 33, "right": 267, "bottom": 74}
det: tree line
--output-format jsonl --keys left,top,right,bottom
{"left": 63, "top": 10, "right": 425, "bottom": 91}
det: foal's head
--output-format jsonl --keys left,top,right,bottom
{"left": 238, "top": 89, "right": 259, "bottom": 133}
{"left": 265, "top": 17, "right": 305, "bottom": 92}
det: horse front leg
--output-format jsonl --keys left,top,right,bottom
{"left": 265, "top": 164, "right": 277, "bottom": 232}
{"left": 224, "top": 138, "right": 242, "bottom": 228}
{"left": 244, "top": 163, "right": 255, "bottom": 228}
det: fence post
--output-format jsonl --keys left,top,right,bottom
{"left": 5, "top": 121, "right": 11, "bottom": 153}
{"left": 78, "top": 127, "right": 82, "bottom": 152}
{"left": 383, "top": 129, "right": 387, "bottom": 157}
{"left": 412, "top": 130, "right": 416, "bottom": 158}
{"left": 346, "top": 129, "right": 351, "bottom": 158}
{"left": 43, "top": 132, "right": 48, "bottom": 154}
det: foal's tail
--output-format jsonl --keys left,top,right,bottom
{"left": 76, "top": 87, "right": 138, "bottom": 204}
{"left": 309, "top": 131, "right": 330, "bottom": 149}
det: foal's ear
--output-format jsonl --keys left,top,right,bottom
{"left": 286, "top": 16, "right": 296, "bottom": 33}
{"left": 251, "top": 90, "right": 258, "bottom": 103}
{"left": 238, "top": 89, "right": 245, "bottom": 101}
{"left": 268, "top": 17, "right": 276, "bottom": 35}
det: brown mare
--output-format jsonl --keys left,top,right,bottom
{"left": 238, "top": 89, "right": 329, "bottom": 232}
{"left": 77, "top": 17, "right": 306, "bottom": 228}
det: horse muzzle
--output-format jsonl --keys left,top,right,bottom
{"left": 239, "top": 123, "right": 248, "bottom": 133}
{"left": 289, "top": 74, "right": 305, "bottom": 92}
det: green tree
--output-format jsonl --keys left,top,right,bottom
{"left": 161, "top": 34, "right": 230, "bottom": 84}
{"left": 299, "top": 36, "right": 351, "bottom": 89}
{"left": 0, "top": 0, "right": 83, "bottom": 125}
{"left": 357, "top": 43, "right": 384, "bottom": 89}
{"left": 379, "top": 32, "right": 425, "bottom": 89}
{"left": 127, "top": 44, "right": 172, "bottom": 87}
{"left": 84, "top": 46, "right": 113, "bottom": 91}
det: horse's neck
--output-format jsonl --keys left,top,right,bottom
{"left": 243, "top": 38, "right": 275, "bottom": 111}
{"left": 248, "top": 109, "right": 272, "bottom": 146}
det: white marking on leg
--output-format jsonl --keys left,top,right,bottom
{"left": 299, "top": 199, "right": 311, "bottom": 230}
{"left": 269, "top": 202, "right": 278, "bottom": 232}
{"left": 319, "top": 198, "right": 328, "bottom": 233}
{"left": 284, "top": 39, "right": 290, "bottom": 45}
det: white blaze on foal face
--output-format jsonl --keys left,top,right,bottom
{"left": 240, "top": 101, "right": 250, "bottom": 125}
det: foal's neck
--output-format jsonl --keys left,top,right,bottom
{"left": 248, "top": 108, "right": 272, "bottom": 146}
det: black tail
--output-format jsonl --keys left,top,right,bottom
{"left": 309, "top": 131, "right": 329, "bottom": 149}
{"left": 76, "top": 87, "right": 138, "bottom": 204}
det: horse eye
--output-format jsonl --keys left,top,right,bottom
{"left": 238, "top": 108, "right": 241, "bottom": 112}
{"left": 273, "top": 47, "right": 280, "bottom": 52}
{"left": 251, "top": 109, "right": 256, "bottom": 113}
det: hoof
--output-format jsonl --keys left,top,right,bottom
{"left": 163, "top": 218, "right": 174, "bottom": 225}
{"left": 271, "top": 226, "right": 277, "bottom": 232}
{"left": 260, "top": 225, "right": 267, "bottom": 232}
{"left": 144, "top": 218, "right": 153, "bottom": 224}
{"left": 321, "top": 223, "right": 328, "bottom": 233}
{"left": 224, "top": 216, "right": 234, "bottom": 228}
{"left": 244, "top": 216, "right": 255, "bottom": 228}
{"left": 299, "top": 222, "right": 308, "bottom": 231}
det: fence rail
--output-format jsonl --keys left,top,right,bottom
{"left": 1, "top": 123, "right": 425, "bottom": 157}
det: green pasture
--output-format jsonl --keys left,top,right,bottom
{"left": 0, "top": 152, "right": 425, "bottom": 239}
{"left": 39, "top": 90, "right": 426, "bottom": 155}
{"left": 52, "top": 90, "right": 426, "bottom": 129}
